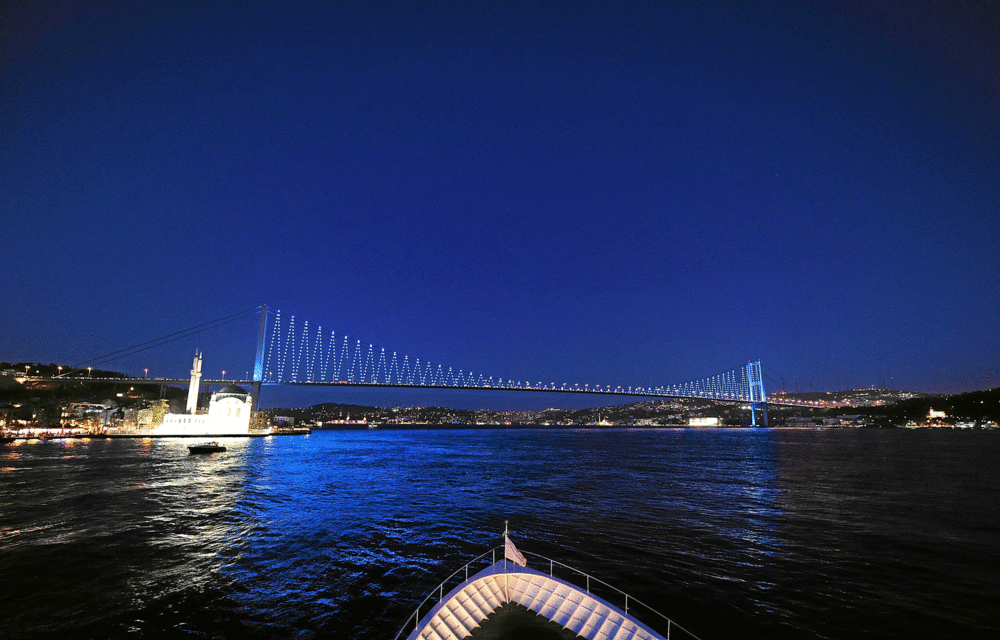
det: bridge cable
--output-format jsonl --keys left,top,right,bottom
{"left": 69, "top": 306, "right": 261, "bottom": 371}
{"left": 765, "top": 364, "right": 793, "bottom": 394}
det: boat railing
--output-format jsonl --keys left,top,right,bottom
{"left": 392, "top": 545, "right": 503, "bottom": 640}
{"left": 519, "top": 549, "right": 703, "bottom": 640}
{"left": 393, "top": 545, "right": 702, "bottom": 640}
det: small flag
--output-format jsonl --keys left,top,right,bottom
{"left": 505, "top": 535, "right": 527, "bottom": 567}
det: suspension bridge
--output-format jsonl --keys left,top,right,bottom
{"left": 42, "top": 305, "right": 815, "bottom": 426}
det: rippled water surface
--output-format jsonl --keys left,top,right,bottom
{"left": 1, "top": 428, "right": 997, "bottom": 639}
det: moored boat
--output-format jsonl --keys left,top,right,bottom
{"left": 188, "top": 441, "right": 226, "bottom": 454}
{"left": 396, "top": 524, "right": 700, "bottom": 640}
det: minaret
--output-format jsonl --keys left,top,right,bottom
{"left": 186, "top": 350, "right": 203, "bottom": 414}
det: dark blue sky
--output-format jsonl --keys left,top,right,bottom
{"left": 3, "top": 1, "right": 998, "bottom": 408}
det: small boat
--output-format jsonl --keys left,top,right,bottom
{"left": 395, "top": 524, "right": 700, "bottom": 640}
{"left": 188, "top": 441, "right": 226, "bottom": 454}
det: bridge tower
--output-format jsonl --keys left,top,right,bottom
{"left": 747, "top": 360, "right": 767, "bottom": 427}
{"left": 251, "top": 303, "right": 268, "bottom": 410}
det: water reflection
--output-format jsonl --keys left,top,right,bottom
{"left": 2, "top": 429, "right": 996, "bottom": 640}
{"left": 203, "top": 428, "right": 792, "bottom": 636}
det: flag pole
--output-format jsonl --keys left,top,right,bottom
{"left": 504, "top": 520, "right": 509, "bottom": 600}
{"left": 504, "top": 520, "right": 508, "bottom": 572}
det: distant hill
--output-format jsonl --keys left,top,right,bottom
{"left": 0, "top": 362, "right": 126, "bottom": 378}
{"left": 772, "top": 388, "right": 936, "bottom": 405}
{"left": 277, "top": 387, "right": 1000, "bottom": 426}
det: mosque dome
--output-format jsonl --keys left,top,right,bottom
{"left": 217, "top": 384, "right": 247, "bottom": 396}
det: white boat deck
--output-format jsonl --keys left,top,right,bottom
{"left": 406, "top": 560, "right": 667, "bottom": 640}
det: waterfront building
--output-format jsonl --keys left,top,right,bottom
{"left": 154, "top": 352, "right": 255, "bottom": 436}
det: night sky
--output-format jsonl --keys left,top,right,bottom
{"left": 3, "top": 1, "right": 998, "bottom": 409}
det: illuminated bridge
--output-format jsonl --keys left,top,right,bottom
{"left": 43, "top": 305, "right": 817, "bottom": 426}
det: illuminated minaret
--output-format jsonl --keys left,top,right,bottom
{"left": 186, "top": 350, "right": 203, "bottom": 414}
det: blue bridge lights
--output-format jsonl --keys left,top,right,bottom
{"left": 247, "top": 305, "right": 779, "bottom": 423}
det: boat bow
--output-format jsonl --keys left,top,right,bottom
{"left": 406, "top": 558, "right": 670, "bottom": 640}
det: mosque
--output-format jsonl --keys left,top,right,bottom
{"left": 154, "top": 351, "right": 257, "bottom": 436}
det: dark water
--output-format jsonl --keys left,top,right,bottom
{"left": 1, "top": 429, "right": 997, "bottom": 639}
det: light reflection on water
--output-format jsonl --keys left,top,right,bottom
{"left": 0, "top": 429, "right": 997, "bottom": 640}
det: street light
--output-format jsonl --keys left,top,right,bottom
{"left": 24, "top": 365, "right": 30, "bottom": 375}
{"left": 88, "top": 367, "right": 92, "bottom": 378}
{"left": 57, "top": 366, "right": 62, "bottom": 377}
{"left": 222, "top": 370, "right": 226, "bottom": 381}
{"left": 144, "top": 368, "right": 148, "bottom": 379}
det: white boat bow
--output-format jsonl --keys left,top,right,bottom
{"left": 398, "top": 528, "right": 700, "bottom": 640}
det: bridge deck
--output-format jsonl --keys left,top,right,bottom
{"left": 30, "top": 376, "right": 817, "bottom": 407}
{"left": 29, "top": 376, "right": 823, "bottom": 408}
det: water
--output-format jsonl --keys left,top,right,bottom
{"left": 1, "top": 429, "right": 997, "bottom": 639}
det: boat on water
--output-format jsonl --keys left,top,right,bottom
{"left": 188, "top": 441, "right": 226, "bottom": 454}
{"left": 396, "top": 524, "right": 699, "bottom": 640}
